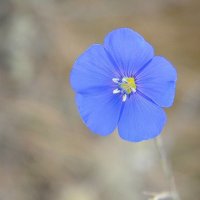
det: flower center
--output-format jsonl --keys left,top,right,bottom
{"left": 120, "top": 77, "right": 136, "bottom": 94}
{"left": 112, "top": 77, "right": 137, "bottom": 102}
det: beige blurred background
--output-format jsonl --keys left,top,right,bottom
{"left": 0, "top": 0, "right": 200, "bottom": 199}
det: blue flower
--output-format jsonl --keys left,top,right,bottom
{"left": 70, "top": 28, "right": 177, "bottom": 142}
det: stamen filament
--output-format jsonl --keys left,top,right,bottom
{"left": 113, "top": 88, "right": 121, "bottom": 94}
{"left": 112, "top": 78, "right": 120, "bottom": 83}
{"left": 122, "top": 94, "right": 127, "bottom": 102}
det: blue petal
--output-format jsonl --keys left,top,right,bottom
{"left": 136, "top": 56, "right": 177, "bottom": 108}
{"left": 118, "top": 93, "right": 166, "bottom": 142}
{"left": 104, "top": 28, "right": 154, "bottom": 77}
{"left": 76, "top": 88, "right": 123, "bottom": 136}
{"left": 70, "top": 44, "right": 119, "bottom": 94}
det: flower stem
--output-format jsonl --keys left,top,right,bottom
{"left": 154, "top": 136, "right": 181, "bottom": 200}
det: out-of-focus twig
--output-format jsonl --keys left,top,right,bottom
{"left": 154, "top": 136, "right": 181, "bottom": 200}
{"left": 144, "top": 191, "right": 173, "bottom": 200}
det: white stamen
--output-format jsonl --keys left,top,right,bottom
{"left": 122, "top": 94, "right": 127, "bottom": 102}
{"left": 122, "top": 77, "right": 128, "bottom": 83}
{"left": 131, "top": 87, "right": 136, "bottom": 92}
{"left": 113, "top": 88, "right": 121, "bottom": 94}
{"left": 112, "top": 78, "right": 120, "bottom": 83}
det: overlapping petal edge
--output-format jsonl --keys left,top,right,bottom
{"left": 70, "top": 28, "right": 177, "bottom": 142}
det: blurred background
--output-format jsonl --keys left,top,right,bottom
{"left": 0, "top": 0, "right": 200, "bottom": 199}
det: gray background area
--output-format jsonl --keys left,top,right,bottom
{"left": 0, "top": 0, "right": 200, "bottom": 199}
